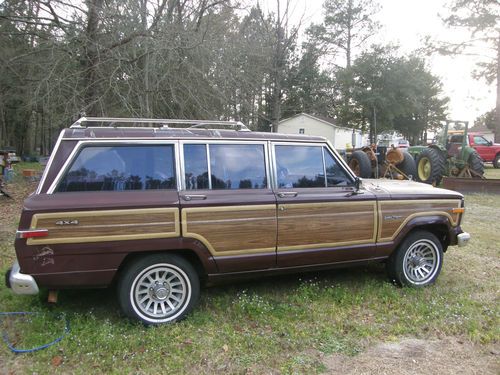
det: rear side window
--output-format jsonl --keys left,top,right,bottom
{"left": 57, "top": 145, "right": 176, "bottom": 192}
{"left": 183, "top": 143, "right": 267, "bottom": 190}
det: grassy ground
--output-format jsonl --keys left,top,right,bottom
{"left": 0, "top": 164, "right": 498, "bottom": 374}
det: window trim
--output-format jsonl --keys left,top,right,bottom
{"left": 271, "top": 142, "right": 356, "bottom": 189}
{"left": 47, "top": 140, "right": 180, "bottom": 194}
{"left": 179, "top": 140, "right": 271, "bottom": 191}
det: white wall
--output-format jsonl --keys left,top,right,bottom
{"left": 277, "top": 115, "right": 363, "bottom": 150}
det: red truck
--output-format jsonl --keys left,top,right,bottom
{"left": 448, "top": 132, "right": 500, "bottom": 168}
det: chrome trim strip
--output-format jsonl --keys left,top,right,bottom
{"left": 36, "top": 129, "right": 65, "bottom": 194}
{"left": 206, "top": 144, "right": 212, "bottom": 190}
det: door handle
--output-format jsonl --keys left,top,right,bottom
{"left": 277, "top": 192, "right": 298, "bottom": 198}
{"left": 182, "top": 194, "right": 207, "bottom": 201}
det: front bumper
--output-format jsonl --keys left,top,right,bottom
{"left": 457, "top": 232, "right": 471, "bottom": 247}
{"left": 6, "top": 261, "right": 39, "bottom": 295}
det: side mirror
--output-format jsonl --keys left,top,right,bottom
{"left": 488, "top": 141, "right": 493, "bottom": 146}
{"left": 354, "top": 177, "right": 361, "bottom": 191}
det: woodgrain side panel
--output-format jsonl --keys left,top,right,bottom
{"left": 277, "top": 201, "right": 377, "bottom": 251}
{"left": 27, "top": 208, "right": 180, "bottom": 245}
{"left": 182, "top": 205, "right": 277, "bottom": 256}
{"left": 378, "top": 199, "right": 462, "bottom": 241}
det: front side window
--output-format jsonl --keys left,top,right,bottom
{"left": 57, "top": 145, "right": 176, "bottom": 192}
{"left": 473, "top": 136, "right": 489, "bottom": 145}
{"left": 323, "top": 148, "right": 351, "bottom": 186}
{"left": 275, "top": 145, "right": 325, "bottom": 188}
{"left": 183, "top": 143, "right": 267, "bottom": 190}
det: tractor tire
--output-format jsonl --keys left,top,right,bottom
{"left": 416, "top": 148, "right": 445, "bottom": 185}
{"left": 349, "top": 150, "right": 372, "bottom": 178}
{"left": 398, "top": 152, "right": 417, "bottom": 179}
{"left": 493, "top": 153, "right": 500, "bottom": 169}
{"left": 468, "top": 152, "right": 484, "bottom": 177}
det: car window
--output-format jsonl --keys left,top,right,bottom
{"left": 323, "top": 148, "right": 352, "bottom": 187}
{"left": 473, "top": 136, "right": 489, "bottom": 145}
{"left": 209, "top": 144, "right": 267, "bottom": 189}
{"left": 449, "top": 135, "right": 463, "bottom": 143}
{"left": 57, "top": 145, "right": 176, "bottom": 192}
{"left": 184, "top": 144, "right": 209, "bottom": 189}
{"left": 275, "top": 145, "right": 325, "bottom": 188}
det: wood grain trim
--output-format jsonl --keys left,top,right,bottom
{"left": 277, "top": 201, "right": 378, "bottom": 252}
{"left": 378, "top": 199, "right": 462, "bottom": 242}
{"left": 181, "top": 205, "right": 277, "bottom": 256}
{"left": 27, "top": 208, "right": 180, "bottom": 245}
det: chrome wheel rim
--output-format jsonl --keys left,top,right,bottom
{"left": 403, "top": 239, "right": 440, "bottom": 285}
{"left": 131, "top": 264, "right": 190, "bottom": 322}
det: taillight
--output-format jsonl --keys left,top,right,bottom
{"left": 16, "top": 229, "right": 49, "bottom": 239}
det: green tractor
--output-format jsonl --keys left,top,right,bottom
{"left": 408, "top": 120, "right": 484, "bottom": 185}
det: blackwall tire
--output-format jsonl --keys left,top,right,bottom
{"left": 416, "top": 148, "right": 445, "bottom": 185}
{"left": 118, "top": 254, "right": 200, "bottom": 325}
{"left": 468, "top": 152, "right": 484, "bottom": 177}
{"left": 494, "top": 154, "right": 500, "bottom": 169}
{"left": 386, "top": 230, "right": 443, "bottom": 287}
{"left": 349, "top": 150, "right": 372, "bottom": 178}
{"left": 398, "top": 152, "right": 417, "bottom": 179}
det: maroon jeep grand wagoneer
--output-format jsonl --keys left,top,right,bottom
{"left": 6, "top": 117, "right": 470, "bottom": 324}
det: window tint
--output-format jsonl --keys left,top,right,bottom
{"left": 323, "top": 148, "right": 351, "bottom": 186}
{"left": 57, "top": 145, "right": 176, "bottom": 192}
{"left": 275, "top": 145, "right": 325, "bottom": 188}
{"left": 184, "top": 144, "right": 209, "bottom": 189}
{"left": 209, "top": 144, "right": 267, "bottom": 189}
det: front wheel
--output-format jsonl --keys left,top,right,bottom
{"left": 493, "top": 153, "right": 500, "bottom": 169}
{"left": 386, "top": 230, "right": 443, "bottom": 287}
{"left": 118, "top": 254, "right": 200, "bottom": 325}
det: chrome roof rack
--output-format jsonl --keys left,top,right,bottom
{"left": 70, "top": 117, "right": 250, "bottom": 131}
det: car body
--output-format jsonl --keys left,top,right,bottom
{"left": 397, "top": 139, "right": 410, "bottom": 149}
{"left": 448, "top": 131, "right": 500, "bottom": 168}
{"left": 6, "top": 117, "right": 470, "bottom": 324}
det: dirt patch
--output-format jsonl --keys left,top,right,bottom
{"left": 322, "top": 337, "right": 499, "bottom": 375}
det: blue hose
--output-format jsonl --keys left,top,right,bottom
{"left": 0, "top": 312, "right": 70, "bottom": 354}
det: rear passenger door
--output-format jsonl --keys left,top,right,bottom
{"left": 272, "top": 143, "right": 377, "bottom": 267}
{"left": 179, "top": 141, "right": 277, "bottom": 272}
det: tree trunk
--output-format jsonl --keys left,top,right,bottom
{"left": 495, "top": 32, "right": 500, "bottom": 142}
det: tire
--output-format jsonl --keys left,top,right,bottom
{"left": 386, "top": 230, "right": 443, "bottom": 287}
{"left": 494, "top": 154, "right": 500, "bottom": 169}
{"left": 118, "top": 254, "right": 200, "bottom": 325}
{"left": 349, "top": 150, "right": 372, "bottom": 178}
{"left": 416, "top": 148, "right": 445, "bottom": 185}
{"left": 468, "top": 152, "right": 484, "bottom": 177}
{"left": 397, "top": 152, "right": 417, "bottom": 179}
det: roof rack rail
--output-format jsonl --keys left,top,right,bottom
{"left": 70, "top": 117, "right": 250, "bottom": 131}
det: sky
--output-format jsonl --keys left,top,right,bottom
{"left": 261, "top": 0, "right": 496, "bottom": 125}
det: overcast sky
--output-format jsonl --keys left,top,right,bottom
{"left": 261, "top": 0, "right": 496, "bottom": 124}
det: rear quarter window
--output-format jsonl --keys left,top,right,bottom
{"left": 57, "top": 145, "right": 176, "bottom": 192}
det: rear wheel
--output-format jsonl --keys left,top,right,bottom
{"left": 397, "top": 152, "right": 417, "bottom": 179}
{"left": 349, "top": 150, "right": 372, "bottom": 178}
{"left": 468, "top": 152, "right": 484, "bottom": 177}
{"left": 416, "top": 148, "right": 445, "bottom": 185}
{"left": 494, "top": 154, "right": 500, "bottom": 169}
{"left": 386, "top": 230, "right": 443, "bottom": 287}
{"left": 118, "top": 254, "right": 200, "bottom": 325}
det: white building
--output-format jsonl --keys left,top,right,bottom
{"left": 277, "top": 113, "right": 365, "bottom": 150}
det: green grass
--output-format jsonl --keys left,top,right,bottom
{"left": 0, "top": 182, "right": 498, "bottom": 373}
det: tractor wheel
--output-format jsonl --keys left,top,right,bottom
{"left": 493, "top": 153, "right": 500, "bottom": 169}
{"left": 398, "top": 152, "right": 417, "bottom": 179}
{"left": 348, "top": 150, "right": 372, "bottom": 178}
{"left": 468, "top": 152, "right": 484, "bottom": 177}
{"left": 416, "top": 148, "right": 445, "bottom": 185}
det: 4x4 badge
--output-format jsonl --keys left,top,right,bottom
{"left": 55, "top": 219, "right": 79, "bottom": 226}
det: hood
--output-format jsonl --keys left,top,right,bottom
{"left": 361, "top": 178, "right": 463, "bottom": 200}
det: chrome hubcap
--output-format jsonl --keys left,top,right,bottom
{"left": 132, "top": 265, "right": 188, "bottom": 320}
{"left": 403, "top": 240, "right": 439, "bottom": 284}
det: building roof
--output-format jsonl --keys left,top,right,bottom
{"left": 278, "top": 113, "right": 358, "bottom": 132}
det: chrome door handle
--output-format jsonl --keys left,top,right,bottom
{"left": 182, "top": 194, "right": 207, "bottom": 201}
{"left": 277, "top": 192, "right": 298, "bottom": 198}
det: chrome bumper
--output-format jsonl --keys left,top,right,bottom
{"left": 457, "top": 232, "right": 471, "bottom": 247}
{"left": 7, "top": 261, "right": 39, "bottom": 295}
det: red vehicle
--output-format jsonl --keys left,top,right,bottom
{"left": 448, "top": 132, "right": 500, "bottom": 168}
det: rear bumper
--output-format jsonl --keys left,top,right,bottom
{"left": 6, "top": 261, "right": 39, "bottom": 295}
